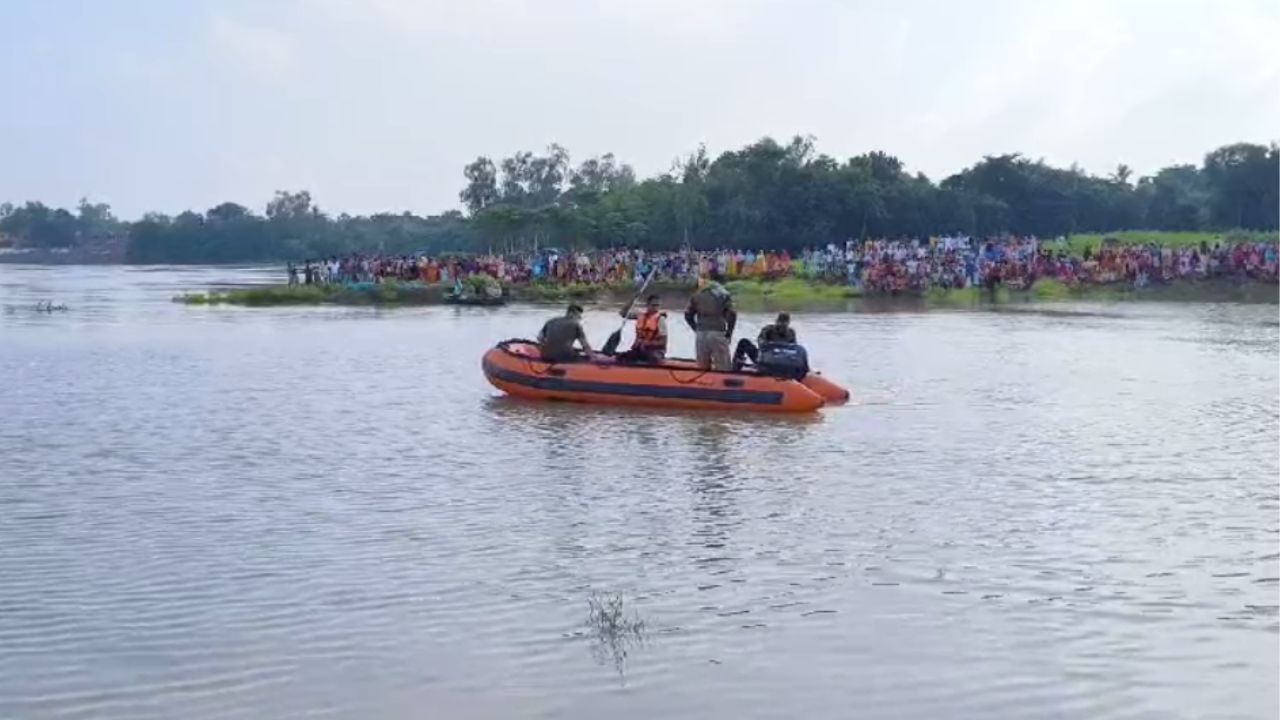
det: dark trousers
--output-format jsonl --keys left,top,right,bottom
{"left": 615, "top": 348, "right": 664, "bottom": 365}
{"left": 733, "top": 339, "right": 758, "bottom": 367}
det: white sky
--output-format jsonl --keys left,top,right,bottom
{"left": 1, "top": 0, "right": 1276, "bottom": 219}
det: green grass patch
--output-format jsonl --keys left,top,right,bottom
{"left": 176, "top": 285, "right": 331, "bottom": 306}
{"left": 1025, "top": 277, "right": 1277, "bottom": 304}
{"left": 175, "top": 282, "right": 447, "bottom": 306}
{"left": 1029, "top": 278, "right": 1078, "bottom": 301}
{"left": 924, "top": 286, "right": 986, "bottom": 306}
{"left": 919, "top": 277, "right": 1278, "bottom": 306}
{"left": 1060, "top": 230, "right": 1278, "bottom": 256}
{"left": 513, "top": 281, "right": 609, "bottom": 302}
{"left": 726, "top": 277, "right": 858, "bottom": 301}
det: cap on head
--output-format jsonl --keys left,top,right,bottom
{"left": 777, "top": 312, "right": 791, "bottom": 324}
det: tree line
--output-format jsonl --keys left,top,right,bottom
{"left": 0, "top": 138, "right": 1275, "bottom": 263}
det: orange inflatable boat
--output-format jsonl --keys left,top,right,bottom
{"left": 482, "top": 340, "right": 849, "bottom": 413}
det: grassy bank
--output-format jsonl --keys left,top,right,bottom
{"left": 177, "top": 277, "right": 859, "bottom": 309}
{"left": 178, "top": 282, "right": 448, "bottom": 306}
{"left": 726, "top": 277, "right": 858, "bottom": 301}
{"left": 1062, "top": 230, "right": 1277, "bottom": 256}
{"left": 177, "top": 280, "right": 636, "bottom": 306}
{"left": 177, "top": 276, "right": 1276, "bottom": 309}
{"left": 925, "top": 278, "right": 1278, "bottom": 306}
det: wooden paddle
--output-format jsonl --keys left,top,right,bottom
{"left": 601, "top": 269, "right": 657, "bottom": 356}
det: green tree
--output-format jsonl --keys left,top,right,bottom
{"left": 0, "top": 201, "right": 80, "bottom": 247}
{"left": 1137, "top": 166, "right": 1209, "bottom": 231}
{"left": 672, "top": 144, "right": 710, "bottom": 246}
{"left": 1202, "top": 142, "right": 1278, "bottom": 229}
{"left": 460, "top": 157, "right": 499, "bottom": 214}
{"left": 568, "top": 153, "right": 635, "bottom": 202}
{"left": 76, "top": 198, "right": 119, "bottom": 237}
{"left": 265, "top": 190, "right": 316, "bottom": 221}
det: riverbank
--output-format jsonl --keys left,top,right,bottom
{"left": 175, "top": 276, "right": 1277, "bottom": 309}
{"left": 175, "top": 278, "right": 860, "bottom": 309}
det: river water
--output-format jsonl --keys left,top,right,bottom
{"left": 1, "top": 265, "right": 1277, "bottom": 720}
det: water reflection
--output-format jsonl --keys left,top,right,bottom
{"left": 688, "top": 421, "right": 742, "bottom": 569}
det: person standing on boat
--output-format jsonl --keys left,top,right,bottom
{"left": 615, "top": 295, "right": 668, "bottom": 364}
{"left": 685, "top": 271, "right": 736, "bottom": 371}
{"left": 538, "top": 304, "right": 594, "bottom": 362}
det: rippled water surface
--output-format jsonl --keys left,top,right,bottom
{"left": 2, "top": 265, "right": 1277, "bottom": 720}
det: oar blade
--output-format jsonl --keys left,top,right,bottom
{"left": 601, "top": 330, "right": 622, "bottom": 356}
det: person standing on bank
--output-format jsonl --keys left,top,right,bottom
{"left": 538, "top": 304, "right": 593, "bottom": 362}
{"left": 684, "top": 271, "right": 736, "bottom": 370}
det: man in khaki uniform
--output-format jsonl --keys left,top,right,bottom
{"left": 538, "top": 304, "right": 593, "bottom": 362}
{"left": 684, "top": 271, "right": 736, "bottom": 370}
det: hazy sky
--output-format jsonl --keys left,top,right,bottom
{"left": 1, "top": 0, "right": 1276, "bottom": 219}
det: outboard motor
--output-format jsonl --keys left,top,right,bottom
{"left": 756, "top": 342, "right": 809, "bottom": 380}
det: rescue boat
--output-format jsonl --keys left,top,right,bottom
{"left": 481, "top": 340, "right": 848, "bottom": 413}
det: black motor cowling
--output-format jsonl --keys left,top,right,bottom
{"left": 757, "top": 342, "right": 809, "bottom": 380}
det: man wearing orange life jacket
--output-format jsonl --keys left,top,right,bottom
{"left": 615, "top": 294, "right": 668, "bottom": 364}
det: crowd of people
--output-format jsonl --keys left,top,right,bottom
{"left": 288, "top": 235, "right": 1279, "bottom": 294}
{"left": 824, "top": 236, "right": 1280, "bottom": 292}
{"left": 287, "top": 249, "right": 786, "bottom": 287}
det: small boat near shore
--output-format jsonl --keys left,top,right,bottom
{"left": 482, "top": 340, "right": 849, "bottom": 413}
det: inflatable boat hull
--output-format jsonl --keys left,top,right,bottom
{"left": 799, "top": 373, "right": 851, "bottom": 404}
{"left": 651, "top": 357, "right": 850, "bottom": 405}
{"left": 482, "top": 341, "right": 826, "bottom": 413}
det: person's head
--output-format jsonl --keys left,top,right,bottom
{"left": 566, "top": 303, "right": 584, "bottom": 318}
{"left": 708, "top": 270, "right": 726, "bottom": 285}
{"left": 776, "top": 312, "right": 791, "bottom": 329}
{"left": 645, "top": 295, "right": 660, "bottom": 312}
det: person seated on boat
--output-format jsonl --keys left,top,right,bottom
{"left": 538, "top": 304, "right": 594, "bottom": 362}
{"left": 733, "top": 312, "right": 797, "bottom": 368}
{"left": 615, "top": 295, "right": 668, "bottom": 364}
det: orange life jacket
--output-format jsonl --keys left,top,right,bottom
{"left": 633, "top": 310, "right": 667, "bottom": 353}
